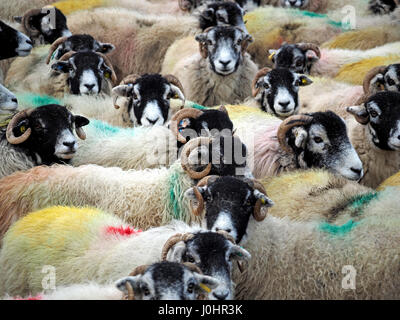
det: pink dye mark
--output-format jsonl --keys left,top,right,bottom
{"left": 105, "top": 226, "right": 142, "bottom": 237}
{"left": 13, "top": 294, "right": 43, "bottom": 300}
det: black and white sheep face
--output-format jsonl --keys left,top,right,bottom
{"left": 0, "top": 20, "right": 33, "bottom": 60}
{"left": 383, "top": 64, "right": 400, "bottom": 92}
{"left": 369, "top": 0, "right": 399, "bottom": 14}
{"left": 350, "top": 92, "right": 400, "bottom": 151}
{"left": 0, "top": 84, "right": 18, "bottom": 114}
{"left": 287, "top": 112, "right": 364, "bottom": 180}
{"left": 116, "top": 262, "right": 219, "bottom": 300}
{"left": 168, "top": 232, "right": 251, "bottom": 300}
{"left": 185, "top": 176, "right": 273, "bottom": 243}
{"left": 254, "top": 68, "right": 312, "bottom": 117}
{"left": 195, "top": 26, "right": 251, "bottom": 76}
{"left": 14, "top": 7, "right": 71, "bottom": 45}
{"left": 280, "top": 0, "right": 309, "bottom": 8}
{"left": 52, "top": 52, "right": 112, "bottom": 95}
{"left": 113, "top": 74, "right": 185, "bottom": 127}
{"left": 51, "top": 34, "right": 115, "bottom": 61}
{"left": 199, "top": 2, "right": 248, "bottom": 34}
{"left": 270, "top": 44, "right": 318, "bottom": 74}
{"left": 10, "top": 105, "right": 89, "bottom": 163}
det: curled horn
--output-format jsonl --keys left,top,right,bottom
{"left": 363, "top": 65, "right": 387, "bottom": 95}
{"left": 296, "top": 43, "right": 321, "bottom": 59}
{"left": 179, "top": 0, "right": 192, "bottom": 11}
{"left": 6, "top": 109, "right": 34, "bottom": 145}
{"left": 181, "top": 137, "right": 212, "bottom": 179}
{"left": 46, "top": 36, "right": 69, "bottom": 64}
{"left": 183, "top": 262, "right": 203, "bottom": 274}
{"left": 235, "top": 27, "right": 253, "bottom": 53}
{"left": 252, "top": 67, "right": 272, "bottom": 97}
{"left": 97, "top": 53, "right": 118, "bottom": 85}
{"left": 113, "top": 74, "right": 141, "bottom": 109}
{"left": 170, "top": 108, "right": 204, "bottom": 144}
{"left": 20, "top": 8, "right": 42, "bottom": 38}
{"left": 198, "top": 27, "right": 214, "bottom": 59}
{"left": 189, "top": 175, "right": 220, "bottom": 216}
{"left": 161, "top": 233, "right": 194, "bottom": 261}
{"left": 124, "top": 281, "right": 135, "bottom": 300}
{"left": 216, "top": 230, "right": 236, "bottom": 245}
{"left": 251, "top": 180, "right": 270, "bottom": 222}
{"left": 277, "top": 115, "right": 313, "bottom": 153}
{"left": 129, "top": 264, "right": 150, "bottom": 277}
{"left": 164, "top": 75, "right": 185, "bottom": 98}
{"left": 58, "top": 50, "right": 77, "bottom": 62}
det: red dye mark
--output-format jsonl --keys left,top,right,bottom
{"left": 105, "top": 226, "right": 142, "bottom": 237}
{"left": 14, "top": 294, "right": 42, "bottom": 300}
{"left": 277, "top": 37, "right": 285, "bottom": 47}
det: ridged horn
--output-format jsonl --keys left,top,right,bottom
{"left": 296, "top": 43, "right": 321, "bottom": 58}
{"left": 97, "top": 53, "right": 118, "bottom": 85}
{"left": 161, "top": 233, "right": 194, "bottom": 261}
{"left": 46, "top": 36, "right": 69, "bottom": 64}
{"left": 20, "top": 8, "right": 42, "bottom": 38}
{"left": 181, "top": 137, "right": 212, "bottom": 179}
{"left": 170, "top": 108, "right": 204, "bottom": 144}
{"left": 277, "top": 115, "right": 313, "bottom": 153}
{"left": 6, "top": 109, "right": 34, "bottom": 145}
{"left": 189, "top": 175, "right": 220, "bottom": 217}
{"left": 363, "top": 65, "right": 387, "bottom": 96}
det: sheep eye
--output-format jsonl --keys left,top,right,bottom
{"left": 370, "top": 111, "right": 378, "bottom": 118}
{"left": 187, "top": 283, "right": 195, "bottom": 293}
{"left": 263, "top": 82, "right": 269, "bottom": 89}
{"left": 295, "top": 61, "right": 303, "bottom": 67}
{"left": 313, "top": 137, "right": 323, "bottom": 144}
{"left": 187, "top": 256, "right": 195, "bottom": 263}
{"left": 387, "top": 78, "right": 395, "bottom": 86}
{"left": 143, "top": 287, "right": 150, "bottom": 296}
{"left": 237, "top": 39, "right": 242, "bottom": 45}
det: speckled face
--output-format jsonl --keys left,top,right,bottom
{"left": 0, "top": 84, "right": 18, "bottom": 114}
{"left": 254, "top": 68, "right": 312, "bottom": 117}
{"left": 115, "top": 262, "right": 220, "bottom": 300}
{"left": 384, "top": 64, "right": 400, "bottom": 92}
{"left": 195, "top": 26, "right": 250, "bottom": 76}
{"left": 365, "top": 92, "right": 400, "bottom": 151}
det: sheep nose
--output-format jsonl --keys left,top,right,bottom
{"left": 213, "top": 290, "right": 229, "bottom": 300}
{"left": 350, "top": 167, "right": 362, "bottom": 177}
{"left": 219, "top": 60, "right": 231, "bottom": 67}
{"left": 12, "top": 98, "right": 18, "bottom": 103}
{"left": 146, "top": 117, "right": 158, "bottom": 125}
{"left": 279, "top": 101, "right": 290, "bottom": 108}
{"left": 26, "top": 39, "right": 33, "bottom": 46}
{"left": 397, "top": 135, "right": 400, "bottom": 140}
{"left": 63, "top": 141, "right": 75, "bottom": 148}
{"left": 215, "top": 227, "right": 232, "bottom": 234}
{"left": 84, "top": 84, "right": 95, "bottom": 91}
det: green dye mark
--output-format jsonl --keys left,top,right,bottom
{"left": 350, "top": 192, "right": 378, "bottom": 210}
{"left": 89, "top": 119, "right": 137, "bottom": 137}
{"left": 294, "top": 9, "right": 345, "bottom": 30}
{"left": 320, "top": 219, "right": 360, "bottom": 235}
{"left": 168, "top": 170, "right": 183, "bottom": 220}
{"left": 16, "top": 93, "right": 62, "bottom": 108}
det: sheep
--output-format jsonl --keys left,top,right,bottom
{"left": 269, "top": 41, "right": 400, "bottom": 83}
{"left": 298, "top": 64, "right": 400, "bottom": 117}
{"left": 66, "top": 2, "right": 247, "bottom": 81}
{"left": 6, "top": 49, "right": 117, "bottom": 97}
{"left": 0, "top": 104, "right": 89, "bottom": 179}
{"left": 5, "top": 33, "right": 116, "bottom": 96}
{"left": 243, "top": 6, "right": 344, "bottom": 67}
{"left": 377, "top": 171, "right": 400, "bottom": 191}
{"left": 249, "top": 67, "right": 313, "bottom": 118}
{"left": 0, "top": 135, "right": 251, "bottom": 239}
{"left": 5, "top": 261, "right": 221, "bottom": 300}
{"left": 232, "top": 185, "right": 400, "bottom": 299}
{"left": 162, "top": 25, "right": 257, "bottom": 106}
{"left": 0, "top": 206, "right": 250, "bottom": 300}
{"left": 368, "top": 0, "right": 400, "bottom": 15}
{"left": 0, "top": 0, "right": 57, "bottom": 21}
{"left": 219, "top": 105, "right": 364, "bottom": 180}
{"left": 345, "top": 91, "right": 400, "bottom": 188}
{"left": 184, "top": 175, "right": 274, "bottom": 243}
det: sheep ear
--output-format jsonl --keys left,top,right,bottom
{"left": 115, "top": 276, "right": 141, "bottom": 295}
{"left": 195, "top": 34, "right": 207, "bottom": 43}
{"left": 347, "top": 105, "right": 370, "bottom": 124}
{"left": 74, "top": 115, "right": 90, "bottom": 128}
{"left": 194, "top": 274, "right": 220, "bottom": 291}
{"left": 13, "top": 16, "right": 22, "bottom": 24}
{"left": 229, "top": 245, "right": 251, "bottom": 261}
{"left": 184, "top": 186, "right": 207, "bottom": 202}
{"left": 51, "top": 61, "right": 71, "bottom": 73}
{"left": 253, "top": 190, "right": 274, "bottom": 208}
{"left": 166, "top": 241, "right": 187, "bottom": 263}
{"left": 292, "top": 127, "right": 308, "bottom": 149}
{"left": 112, "top": 84, "right": 133, "bottom": 97}
{"left": 297, "top": 75, "right": 313, "bottom": 86}
{"left": 99, "top": 43, "right": 115, "bottom": 54}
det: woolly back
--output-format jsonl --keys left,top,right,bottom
{"left": 377, "top": 171, "right": 400, "bottom": 191}
{"left": 53, "top": 0, "right": 105, "bottom": 15}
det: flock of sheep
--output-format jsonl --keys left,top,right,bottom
{"left": 0, "top": 0, "right": 400, "bottom": 300}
